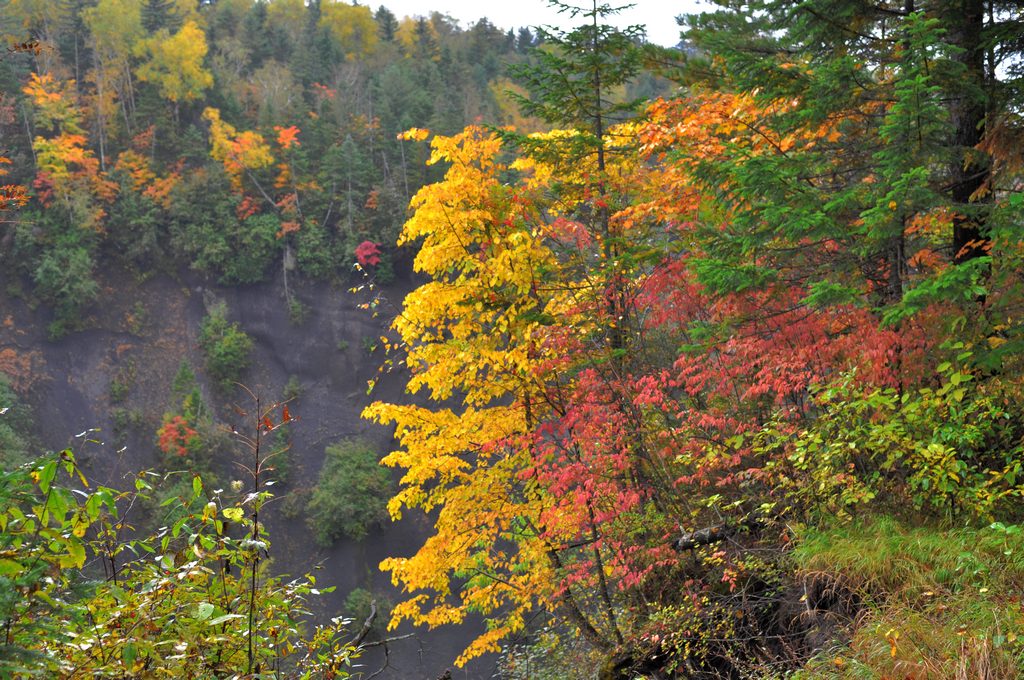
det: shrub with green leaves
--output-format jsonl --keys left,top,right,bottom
{"left": 0, "top": 376, "right": 35, "bottom": 469}
{"left": 198, "top": 303, "right": 253, "bottom": 392}
{"left": 265, "top": 422, "right": 292, "bottom": 485}
{"left": 0, "top": 451, "right": 360, "bottom": 677}
{"left": 168, "top": 169, "right": 284, "bottom": 284}
{"left": 9, "top": 210, "right": 100, "bottom": 339}
{"left": 307, "top": 438, "right": 392, "bottom": 545}
{"left": 294, "top": 219, "right": 339, "bottom": 279}
{"left": 153, "top": 362, "right": 229, "bottom": 511}
{"left": 343, "top": 587, "right": 392, "bottom": 639}
{"left": 762, "top": 355, "right": 1024, "bottom": 522}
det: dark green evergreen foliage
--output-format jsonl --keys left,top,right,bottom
{"left": 169, "top": 167, "right": 239, "bottom": 273}
{"left": 306, "top": 438, "right": 392, "bottom": 545}
{"left": 141, "top": 0, "right": 180, "bottom": 34}
{"left": 106, "top": 175, "right": 163, "bottom": 269}
{"left": 198, "top": 302, "right": 253, "bottom": 392}
{"left": 412, "top": 17, "right": 438, "bottom": 59}
{"left": 291, "top": 21, "right": 337, "bottom": 90}
{"left": 508, "top": 0, "right": 645, "bottom": 138}
{"left": 320, "top": 136, "right": 377, "bottom": 248}
{"left": 679, "top": 0, "right": 1023, "bottom": 315}
{"left": 171, "top": 360, "right": 198, "bottom": 404}
{"left": 374, "top": 6, "right": 398, "bottom": 42}
{"left": 54, "top": 0, "right": 93, "bottom": 85}
{"left": 240, "top": 2, "right": 277, "bottom": 71}
{"left": 168, "top": 168, "right": 282, "bottom": 284}
{"left": 33, "top": 238, "right": 99, "bottom": 338}
{"left": 293, "top": 219, "right": 339, "bottom": 280}
{"left": 375, "top": 60, "right": 441, "bottom": 135}
{"left": 224, "top": 214, "right": 283, "bottom": 284}
{"left": 516, "top": 27, "right": 536, "bottom": 53}
{"left": 0, "top": 376, "right": 35, "bottom": 469}
{"left": 467, "top": 19, "right": 505, "bottom": 80}
{"left": 133, "top": 85, "right": 177, "bottom": 149}
{"left": 8, "top": 205, "right": 100, "bottom": 337}
{"left": 176, "top": 124, "right": 212, "bottom": 165}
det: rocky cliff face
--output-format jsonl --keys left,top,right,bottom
{"left": 0, "top": 263, "right": 489, "bottom": 680}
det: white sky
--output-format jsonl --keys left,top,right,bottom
{"left": 376, "top": 0, "right": 712, "bottom": 47}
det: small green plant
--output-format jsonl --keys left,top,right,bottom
{"left": 288, "top": 298, "right": 309, "bottom": 325}
{"left": 360, "top": 336, "right": 377, "bottom": 354}
{"left": 108, "top": 360, "right": 137, "bottom": 404}
{"left": 343, "top": 588, "right": 393, "bottom": 639}
{"left": 155, "top": 368, "right": 228, "bottom": 482}
{"left": 108, "top": 378, "right": 129, "bottom": 404}
{"left": 125, "top": 301, "right": 148, "bottom": 335}
{"left": 266, "top": 422, "right": 292, "bottom": 485}
{"left": 283, "top": 375, "right": 303, "bottom": 402}
{"left": 198, "top": 302, "right": 253, "bottom": 392}
{"left": 171, "top": 361, "right": 201, "bottom": 406}
{"left": 336, "top": 339, "right": 349, "bottom": 352}
{"left": 306, "top": 438, "right": 392, "bottom": 545}
{"left": 110, "top": 407, "right": 144, "bottom": 445}
{"left": 280, "top": 487, "right": 309, "bottom": 520}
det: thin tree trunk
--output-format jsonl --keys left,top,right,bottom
{"left": 95, "top": 58, "right": 107, "bottom": 172}
{"left": 21, "top": 102, "right": 36, "bottom": 165}
{"left": 398, "top": 139, "right": 409, "bottom": 202}
{"left": 544, "top": 548, "right": 612, "bottom": 651}
{"left": 588, "top": 503, "right": 624, "bottom": 646}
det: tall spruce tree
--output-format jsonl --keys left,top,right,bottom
{"left": 679, "top": 0, "right": 1023, "bottom": 322}
{"left": 141, "top": 0, "right": 179, "bottom": 34}
{"left": 507, "top": 0, "right": 646, "bottom": 355}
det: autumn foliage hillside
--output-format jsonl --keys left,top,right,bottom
{"left": 2, "top": 0, "right": 1024, "bottom": 678}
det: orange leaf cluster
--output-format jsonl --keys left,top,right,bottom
{"left": 397, "top": 127, "right": 430, "bottom": 142}
{"left": 276, "top": 221, "right": 300, "bottom": 238}
{"left": 114, "top": 150, "right": 155, "bottom": 191}
{"left": 274, "top": 125, "right": 300, "bottom": 150}
{"left": 157, "top": 416, "right": 198, "bottom": 458}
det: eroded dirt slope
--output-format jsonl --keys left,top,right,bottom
{"left": 0, "top": 264, "right": 490, "bottom": 680}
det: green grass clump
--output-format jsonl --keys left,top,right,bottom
{"left": 792, "top": 516, "right": 1024, "bottom": 678}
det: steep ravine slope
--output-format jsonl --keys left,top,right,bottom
{"left": 0, "top": 263, "right": 489, "bottom": 680}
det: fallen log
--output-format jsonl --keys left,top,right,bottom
{"left": 674, "top": 514, "right": 764, "bottom": 551}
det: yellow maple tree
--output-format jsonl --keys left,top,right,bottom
{"left": 363, "top": 121, "right": 670, "bottom": 663}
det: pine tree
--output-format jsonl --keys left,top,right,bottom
{"left": 516, "top": 26, "right": 534, "bottom": 53}
{"left": 508, "top": 0, "right": 643, "bottom": 151}
{"left": 680, "top": 0, "right": 1024, "bottom": 313}
{"left": 374, "top": 5, "right": 398, "bottom": 42}
{"left": 506, "top": 0, "right": 646, "bottom": 371}
{"left": 141, "top": 0, "right": 179, "bottom": 34}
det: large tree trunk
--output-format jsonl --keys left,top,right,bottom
{"left": 946, "top": 0, "right": 991, "bottom": 264}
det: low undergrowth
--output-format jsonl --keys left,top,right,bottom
{"left": 792, "top": 516, "right": 1024, "bottom": 678}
